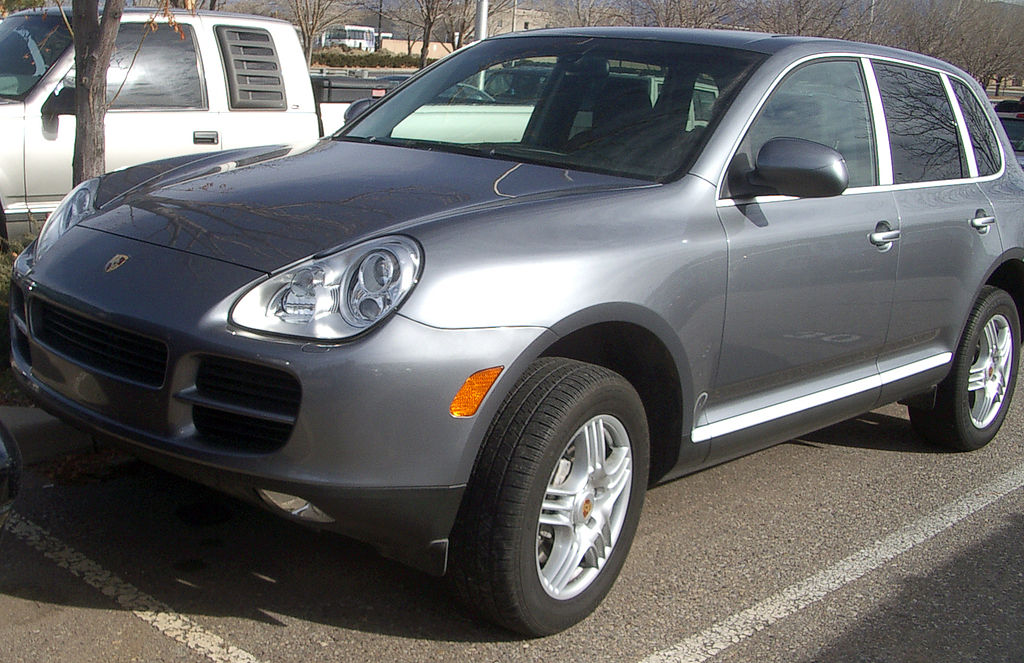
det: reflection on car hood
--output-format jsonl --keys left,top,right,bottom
{"left": 81, "top": 140, "right": 643, "bottom": 273}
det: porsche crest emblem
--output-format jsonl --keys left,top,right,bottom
{"left": 104, "top": 254, "right": 130, "bottom": 273}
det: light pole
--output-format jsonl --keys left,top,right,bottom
{"left": 476, "top": 0, "right": 488, "bottom": 40}
{"left": 376, "top": 0, "right": 383, "bottom": 51}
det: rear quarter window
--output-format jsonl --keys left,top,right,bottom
{"left": 952, "top": 78, "right": 1002, "bottom": 176}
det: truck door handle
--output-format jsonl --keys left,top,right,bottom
{"left": 193, "top": 131, "right": 219, "bottom": 145}
{"left": 869, "top": 221, "right": 900, "bottom": 251}
{"left": 971, "top": 214, "right": 996, "bottom": 234}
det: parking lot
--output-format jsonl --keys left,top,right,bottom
{"left": 1, "top": 396, "right": 1023, "bottom": 663}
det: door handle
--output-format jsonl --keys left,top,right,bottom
{"left": 193, "top": 131, "right": 219, "bottom": 145}
{"left": 970, "top": 214, "right": 996, "bottom": 234}
{"left": 869, "top": 221, "right": 900, "bottom": 252}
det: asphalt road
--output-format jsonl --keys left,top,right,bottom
{"left": 2, "top": 396, "right": 1023, "bottom": 663}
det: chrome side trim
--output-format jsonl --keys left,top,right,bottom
{"left": 717, "top": 174, "right": 1005, "bottom": 208}
{"left": 691, "top": 352, "right": 952, "bottom": 443}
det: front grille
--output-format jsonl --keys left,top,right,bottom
{"left": 32, "top": 301, "right": 168, "bottom": 387}
{"left": 196, "top": 356, "right": 301, "bottom": 417}
{"left": 12, "top": 327, "right": 30, "bottom": 365}
{"left": 191, "top": 356, "right": 301, "bottom": 451}
{"left": 10, "top": 285, "right": 25, "bottom": 325}
{"left": 193, "top": 406, "right": 295, "bottom": 452}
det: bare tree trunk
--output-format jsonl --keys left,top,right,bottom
{"left": 72, "top": 0, "right": 125, "bottom": 185}
{"left": 419, "top": 18, "right": 433, "bottom": 68}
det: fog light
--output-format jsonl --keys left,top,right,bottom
{"left": 258, "top": 489, "right": 334, "bottom": 523}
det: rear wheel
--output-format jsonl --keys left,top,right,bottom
{"left": 450, "top": 358, "right": 649, "bottom": 636}
{"left": 910, "top": 286, "right": 1020, "bottom": 451}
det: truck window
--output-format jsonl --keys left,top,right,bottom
{"left": 0, "top": 13, "right": 71, "bottom": 100}
{"left": 107, "top": 24, "right": 205, "bottom": 110}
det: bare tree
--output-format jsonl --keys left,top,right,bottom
{"left": 955, "top": 1, "right": 1024, "bottom": 88}
{"left": 871, "top": 0, "right": 966, "bottom": 60}
{"left": 631, "top": 0, "right": 733, "bottom": 29}
{"left": 0, "top": 0, "right": 43, "bottom": 16}
{"left": 223, "top": 0, "right": 284, "bottom": 17}
{"left": 742, "top": 0, "right": 868, "bottom": 39}
{"left": 71, "top": 0, "right": 126, "bottom": 184}
{"left": 443, "top": 0, "right": 513, "bottom": 48}
{"left": 285, "top": 0, "right": 351, "bottom": 66}
{"left": 367, "top": 0, "right": 451, "bottom": 67}
{"left": 408, "top": 0, "right": 452, "bottom": 67}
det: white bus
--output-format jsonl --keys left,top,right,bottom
{"left": 321, "top": 25, "right": 376, "bottom": 51}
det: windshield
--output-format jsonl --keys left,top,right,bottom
{"left": 342, "top": 35, "right": 765, "bottom": 181}
{"left": 0, "top": 13, "right": 71, "bottom": 100}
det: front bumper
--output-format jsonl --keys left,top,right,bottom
{"left": 11, "top": 227, "right": 552, "bottom": 573}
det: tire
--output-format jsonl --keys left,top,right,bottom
{"left": 909, "top": 286, "right": 1020, "bottom": 451}
{"left": 449, "top": 358, "right": 650, "bottom": 636}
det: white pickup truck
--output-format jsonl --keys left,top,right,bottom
{"left": 0, "top": 8, "right": 338, "bottom": 238}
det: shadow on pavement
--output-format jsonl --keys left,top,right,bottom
{"left": 0, "top": 458, "right": 522, "bottom": 644}
{"left": 795, "top": 411, "right": 945, "bottom": 454}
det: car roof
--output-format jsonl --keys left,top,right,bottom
{"left": 494, "top": 27, "right": 961, "bottom": 73}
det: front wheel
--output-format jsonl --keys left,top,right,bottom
{"left": 449, "top": 358, "right": 649, "bottom": 636}
{"left": 910, "top": 286, "right": 1020, "bottom": 451}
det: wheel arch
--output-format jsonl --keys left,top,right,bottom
{"left": 538, "top": 304, "right": 692, "bottom": 484}
{"left": 985, "top": 252, "right": 1024, "bottom": 327}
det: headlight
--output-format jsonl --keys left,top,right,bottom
{"left": 230, "top": 236, "right": 422, "bottom": 340}
{"left": 34, "top": 178, "right": 100, "bottom": 261}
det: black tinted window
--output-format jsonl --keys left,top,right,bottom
{"left": 952, "top": 78, "right": 1001, "bottom": 176}
{"left": 1000, "top": 116, "right": 1024, "bottom": 152}
{"left": 107, "top": 24, "right": 204, "bottom": 109}
{"left": 875, "top": 62, "right": 964, "bottom": 184}
{"left": 733, "top": 59, "right": 877, "bottom": 191}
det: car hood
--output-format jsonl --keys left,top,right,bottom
{"left": 81, "top": 139, "right": 645, "bottom": 273}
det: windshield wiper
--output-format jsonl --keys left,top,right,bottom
{"left": 336, "top": 135, "right": 492, "bottom": 159}
{"left": 485, "top": 144, "right": 580, "bottom": 171}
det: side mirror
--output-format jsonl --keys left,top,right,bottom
{"left": 747, "top": 137, "right": 849, "bottom": 198}
{"left": 343, "top": 97, "right": 376, "bottom": 124}
{"left": 41, "top": 86, "right": 76, "bottom": 117}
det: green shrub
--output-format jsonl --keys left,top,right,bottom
{"left": 311, "top": 48, "right": 429, "bottom": 69}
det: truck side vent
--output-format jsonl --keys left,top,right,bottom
{"left": 215, "top": 25, "right": 287, "bottom": 110}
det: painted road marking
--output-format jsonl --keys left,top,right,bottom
{"left": 642, "top": 462, "right": 1024, "bottom": 663}
{"left": 7, "top": 514, "right": 261, "bottom": 663}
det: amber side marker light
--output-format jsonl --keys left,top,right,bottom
{"left": 450, "top": 366, "right": 504, "bottom": 417}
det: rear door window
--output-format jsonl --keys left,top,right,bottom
{"left": 874, "top": 62, "right": 965, "bottom": 184}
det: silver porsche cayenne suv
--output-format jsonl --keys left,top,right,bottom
{"left": 11, "top": 27, "right": 1024, "bottom": 635}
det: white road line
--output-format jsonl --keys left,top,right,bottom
{"left": 6, "top": 514, "right": 261, "bottom": 663}
{"left": 642, "top": 462, "right": 1024, "bottom": 663}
